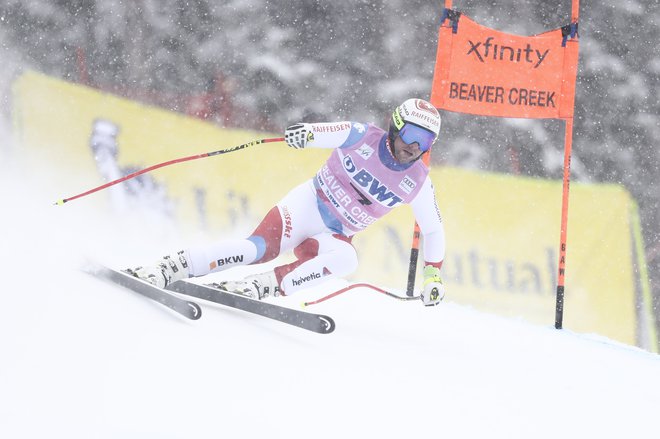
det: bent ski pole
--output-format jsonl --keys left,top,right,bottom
{"left": 302, "top": 283, "right": 420, "bottom": 307}
{"left": 54, "top": 137, "right": 284, "bottom": 205}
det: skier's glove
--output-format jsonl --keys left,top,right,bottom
{"left": 421, "top": 265, "right": 445, "bottom": 306}
{"left": 285, "top": 123, "right": 314, "bottom": 149}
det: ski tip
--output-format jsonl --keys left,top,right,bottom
{"left": 319, "top": 316, "right": 336, "bottom": 334}
{"left": 189, "top": 302, "right": 203, "bottom": 320}
{"left": 54, "top": 199, "right": 66, "bottom": 206}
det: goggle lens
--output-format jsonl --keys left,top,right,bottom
{"left": 398, "top": 123, "right": 436, "bottom": 152}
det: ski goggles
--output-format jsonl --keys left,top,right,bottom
{"left": 398, "top": 123, "right": 436, "bottom": 152}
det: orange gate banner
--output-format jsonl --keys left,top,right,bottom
{"left": 430, "top": 10, "right": 579, "bottom": 119}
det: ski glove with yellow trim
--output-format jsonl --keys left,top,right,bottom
{"left": 421, "top": 265, "right": 445, "bottom": 306}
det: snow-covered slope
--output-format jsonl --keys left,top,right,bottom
{"left": 1, "top": 166, "right": 659, "bottom": 439}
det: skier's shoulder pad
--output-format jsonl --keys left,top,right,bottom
{"left": 340, "top": 122, "right": 385, "bottom": 149}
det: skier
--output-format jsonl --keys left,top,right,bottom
{"left": 129, "top": 98, "right": 446, "bottom": 306}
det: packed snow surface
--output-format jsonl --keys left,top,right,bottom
{"left": 2, "top": 166, "right": 659, "bottom": 439}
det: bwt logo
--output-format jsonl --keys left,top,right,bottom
{"left": 343, "top": 155, "right": 403, "bottom": 207}
{"left": 467, "top": 37, "right": 550, "bottom": 68}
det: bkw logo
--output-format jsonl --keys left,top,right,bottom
{"left": 216, "top": 255, "right": 244, "bottom": 266}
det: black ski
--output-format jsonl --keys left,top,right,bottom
{"left": 85, "top": 263, "right": 202, "bottom": 320}
{"left": 166, "top": 280, "right": 335, "bottom": 334}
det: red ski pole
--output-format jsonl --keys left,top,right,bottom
{"left": 54, "top": 137, "right": 284, "bottom": 205}
{"left": 302, "top": 283, "right": 420, "bottom": 307}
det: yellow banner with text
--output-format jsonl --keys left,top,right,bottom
{"left": 12, "top": 71, "right": 647, "bottom": 347}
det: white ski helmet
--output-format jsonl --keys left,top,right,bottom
{"left": 389, "top": 98, "right": 441, "bottom": 152}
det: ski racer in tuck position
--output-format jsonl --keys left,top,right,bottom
{"left": 129, "top": 98, "right": 447, "bottom": 306}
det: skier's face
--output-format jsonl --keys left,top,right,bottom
{"left": 393, "top": 134, "right": 424, "bottom": 163}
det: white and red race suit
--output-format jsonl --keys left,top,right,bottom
{"left": 185, "top": 121, "right": 445, "bottom": 295}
